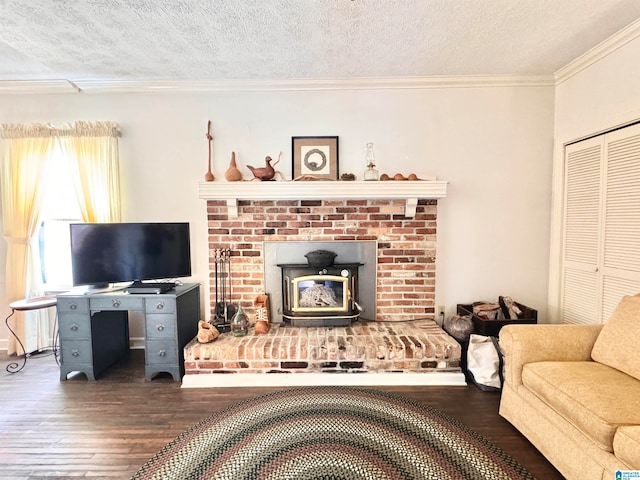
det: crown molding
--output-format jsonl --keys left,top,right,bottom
{"left": 0, "top": 75, "right": 554, "bottom": 95}
{"left": 555, "top": 18, "right": 640, "bottom": 84}
{"left": 0, "top": 79, "right": 79, "bottom": 94}
{"left": 74, "top": 75, "right": 555, "bottom": 93}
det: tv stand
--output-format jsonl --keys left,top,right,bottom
{"left": 57, "top": 283, "right": 200, "bottom": 381}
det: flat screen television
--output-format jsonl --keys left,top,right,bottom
{"left": 70, "top": 222, "right": 191, "bottom": 287}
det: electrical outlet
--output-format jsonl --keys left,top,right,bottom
{"left": 438, "top": 305, "right": 446, "bottom": 317}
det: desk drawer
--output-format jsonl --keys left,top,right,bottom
{"left": 57, "top": 297, "right": 89, "bottom": 313}
{"left": 145, "top": 314, "right": 177, "bottom": 339}
{"left": 58, "top": 314, "right": 91, "bottom": 339}
{"left": 90, "top": 297, "right": 144, "bottom": 311}
{"left": 145, "top": 340, "right": 177, "bottom": 364}
{"left": 145, "top": 298, "right": 176, "bottom": 314}
{"left": 60, "top": 340, "right": 93, "bottom": 364}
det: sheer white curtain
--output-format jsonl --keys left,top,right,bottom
{"left": 57, "top": 121, "right": 122, "bottom": 223}
{"left": 0, "top": 124, "right": 54, "bottom": 354}
{"left": 0, "top": 121, "right": 121, "bottom": 355}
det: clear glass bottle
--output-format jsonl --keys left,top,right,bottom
{"left": 230, "top": 302, "right": 249, "bottom": 337}
{"left": 363, "top": 142, "right": 379, "bottom": 181}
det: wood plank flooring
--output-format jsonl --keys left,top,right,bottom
{"left": 0, "top": 349, "right": 563, "bottom": 479}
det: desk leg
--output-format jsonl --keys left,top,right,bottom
{"left": 52, "top": 311, "right": 60, "bottom": 366}
{"left": 5, "top": 309, "right": 27, "bottom": 373}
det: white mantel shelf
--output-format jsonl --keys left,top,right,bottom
{"left": 198, "top": 180, "right": 448, "bottom": 218}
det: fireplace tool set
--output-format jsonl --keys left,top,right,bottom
{"left": 213, "top": 248, "right": 235, "bottom": 332}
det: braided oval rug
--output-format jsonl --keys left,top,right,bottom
{"left": 131, "top": 387, "right": 534, "bottom": 480}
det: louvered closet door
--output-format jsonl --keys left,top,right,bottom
{"left": 562, "top": 137, "right": 603, "bottom": 324}
{"left": 601, "top": 125, "right": 640, "bottom": 319}
{"left": 561, "top": 123, "right": 640, "bottom": 324}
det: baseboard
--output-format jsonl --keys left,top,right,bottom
{"left": 129, "top": 337, "right": 145, "bottom": 350}
{"left": 181, "top": 372, "right": 467, "bottom": 388}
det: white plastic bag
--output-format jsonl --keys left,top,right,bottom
{"left": 467, "top": 334, "right": 504, "bottom": 391}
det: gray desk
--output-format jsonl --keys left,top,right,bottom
{"left": 57, "top": 283, "right": 200, "bottom": 381}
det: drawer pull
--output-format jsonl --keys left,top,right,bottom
{"left": 155, "top": 302, "right": 165, "bottom": 310}
{"left": 70, "top": 324, "right": 79, "bottom": 331}
{"left": 112, "top": 299, "right": 121, "bottom": 308}
{"left": 71, "top": 349, "right": 80, "bottom": 357}
{"left": 156, "top": 324, "right": 165, "bottom": 332}
{"left": 158, "top": 349, "right": 166, "bottom": 357}
{"left": 70, "top": 303, "right": 78, "bottom": 310}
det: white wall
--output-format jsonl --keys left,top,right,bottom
{"left": 0, "top": 84, "right": 555, "bottom": 346}
{"left": 548, "top": 33, "right": 640, "bottom": 322}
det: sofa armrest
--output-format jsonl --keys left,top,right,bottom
{"left": 499, "top": 324, "right": 603, "bottom": 388}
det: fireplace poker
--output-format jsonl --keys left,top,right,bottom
{"left": 221, "top": 250, "right": 228, "bottom": 321}
{"left": 223, "top": 248, "right": 235, "bottom": 321}
{"left": 214, "top": 248, "right": 219, "bottom": 316}
{"left": 214, "top": 249, "right": 227, "bottom": 325}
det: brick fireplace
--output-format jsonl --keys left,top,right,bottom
{"left": 182, "top": 181, "right": 464, "bottom": 385}
{"left": 205, "top": 197, "right": 438, "bottom": 322}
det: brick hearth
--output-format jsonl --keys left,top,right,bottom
{"left": 184, "top": 319, "right": 461, "bottom": 375}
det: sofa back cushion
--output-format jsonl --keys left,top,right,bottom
{"left": 591, "top": 294, "right": 640, "bottom": 381}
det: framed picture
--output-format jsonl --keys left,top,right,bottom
{"left": 292, "top": 136, "right": 339, "bottom": 180}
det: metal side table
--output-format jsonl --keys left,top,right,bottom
{"left": 5, "top": 295, "right": 57, "bottom": 373}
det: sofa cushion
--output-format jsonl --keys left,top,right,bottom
{"left": 522, "top": 361, "right": 640, "bottom": 452}
{"left": 591, "top": 294, "right": 640, "bottom": 381}
{"left": 614, "top": 426, "right": 640, "bottom": 470}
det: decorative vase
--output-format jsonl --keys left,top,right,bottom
{"left": 230, "top": 302, "right": 249, "bottom": 337}
{"left": 225, "top": 151, "right": 243, "bottom": 181}
{"left": 363, "top": 142, "right": 379, "bottom": 181}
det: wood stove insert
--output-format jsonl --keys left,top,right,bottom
{"left": 278, "top": 263, "right": 362, "bottom": 327}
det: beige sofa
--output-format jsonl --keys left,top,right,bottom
{"left": 499, "top": 294, "right": 640, "bottom": 480}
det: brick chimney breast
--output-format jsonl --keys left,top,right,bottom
{"left": 207, "top": 198, "right": 437, "bottom": 322}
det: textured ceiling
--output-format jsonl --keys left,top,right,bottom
{"left": 0, "top": 0, "right": 640, "bottom": 86}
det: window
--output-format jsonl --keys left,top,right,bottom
{"left": 37, "top": 147, "right": 82, "bottom": 290}
{"left": 1, "top": 121, "right": 121, "bottom": 354}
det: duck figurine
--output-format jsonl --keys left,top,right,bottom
{"left": 247, "top": 156, "right": 276, "bottom": 181}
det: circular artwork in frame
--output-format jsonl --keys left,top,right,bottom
{"left": 292, "top": 136, "right": 339, "bottom": 180}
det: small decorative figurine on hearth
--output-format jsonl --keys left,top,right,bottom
{"left": 254, "top": 293, "right": 270, "bottom": 334}
{"left": 197, "top": 320, "right": 220, "bottom": 343}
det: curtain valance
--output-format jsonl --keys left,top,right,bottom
{"left": 1, "top": 121, "right": 121, "bottom": 139}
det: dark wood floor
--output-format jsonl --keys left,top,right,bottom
{"left": 0, "top": 350, "right": 564, "bottom": 480}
